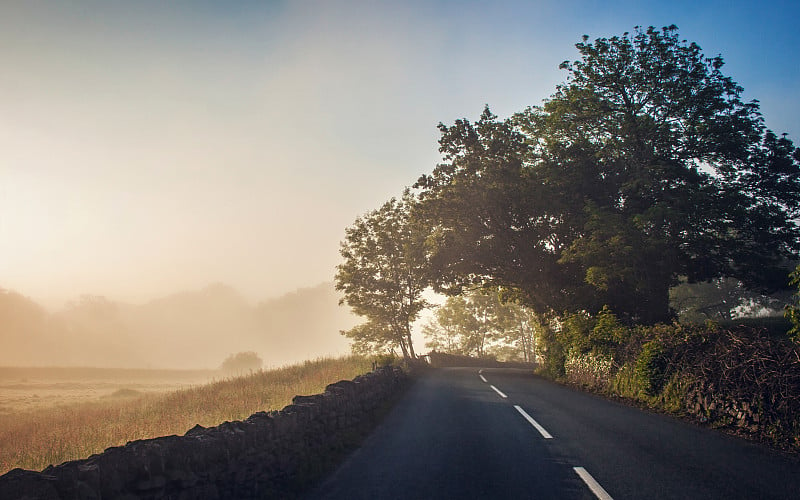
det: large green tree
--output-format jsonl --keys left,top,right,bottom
{"left": 335, "top": 191, "right": 431, "bottom": 359}
{"left": 417, "top": 26, "right": 800, "bottom": 324}
{"left": 417, "top": 107, "right": 591, "bottom": 316}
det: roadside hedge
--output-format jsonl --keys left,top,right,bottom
{"left": 540, "top": 315, "right": 800, "bottom": 450}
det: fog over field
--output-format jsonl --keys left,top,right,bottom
{"left": 0, "top": 283, "right": 355, "bottom": 370}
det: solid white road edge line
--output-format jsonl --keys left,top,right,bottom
{"left": 573, "top": 467, "right": 614, "bottom": 500}
{"left": 479, "top": 374, "right": 488, "bottom": 383}
{"left": 513, "top": 405, "right": 553, "bottom": 439}
{"left": 490, "top": 385, "right": 507, "bottom": 398}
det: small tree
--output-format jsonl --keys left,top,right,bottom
{"left": 335, "top": 191, "right": 431, "bottom": 360}
{"left": 220, "top": 351, "right": 263, "bottom": 374}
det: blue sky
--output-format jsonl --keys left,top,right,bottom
{"left": 1, "top": 0, "right": 798, "bottom": 307}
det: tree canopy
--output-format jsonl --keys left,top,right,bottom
{"left": 335, "top": 191, "right": 431, "bottom": 359}
{"left": 416, "top": 25, "right": 800, "bottom": 324}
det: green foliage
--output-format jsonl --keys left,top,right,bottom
{"left": 556, "top": 306, "right": 628, "bottom": 357}
{"left": 416, "top": 106, "right": 594, "bottom": 317}
{"left": 634, "top": 340, "right": 667, "bottom": 396}
{"left": 537, "top": 327, "right": 566, "bottom": 379}
{"left": 557, "top": 312, "right": 594, "bottom": 354}
{"left": 341, "top": 322, "right": 396, "bottom": 357}
{"left": 657, "top": 374, "right": 691, "bottom": 413}
{"left": 533, "top": 306, "right": 631, "bottom": 381}
{"left": 455, "top": 292, "right": 498, "bottom": 358}
{"left": 336, "top": 191, "right": 431, "bottom": 359}
{"left": 591, "top": 305, "right": 630, "bottom": 354}
{"left": 607, "top": 363, "right": 639, "bottom": 399}
{"left": 541, "top": 317, "right": 800, "bottom": 449}
{"left": 415, "top": 25, "right": 800, "bottom": 324}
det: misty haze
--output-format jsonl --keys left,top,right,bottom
{"left": 0, "top": 282, "right": 355, "bottom": 370}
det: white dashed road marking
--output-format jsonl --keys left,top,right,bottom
{"left": 574, "top": 467, "right": 614, "bottom": 500}
{"left": 513, "top": 405, "right": 553, "bottom": 439}
{"left": 490, "top": 385, "right": 507, "bottom": 398}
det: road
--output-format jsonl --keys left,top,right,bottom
{"left": 308, "top": 367, "right": 800, "bottom": 499}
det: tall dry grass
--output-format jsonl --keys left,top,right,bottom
{"left": 0, "top": 356, "right": 372, "bottom": 475}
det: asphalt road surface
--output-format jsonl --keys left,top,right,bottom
{"left": 308, "top": 367, "right": 800, "bottom": 499}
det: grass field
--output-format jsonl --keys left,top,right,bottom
{"left": 0, "top": 356, "right": 372, "bottom": 475}
{"left": 0, "top": 366, "right": 218, "bottom": 414}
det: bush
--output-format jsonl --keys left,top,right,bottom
{"left": 634, "top": 340, "right": 667, "bottom": 396}
{"left": 608, "top": 363, "right": 638, "bottom": 399}
{"left": 220, "top": 351, "right": 263, "bottom": 375}
{"left": 591, "top": 306, "right": 630, "bottom": 355}
{"left": 557, "top": 312, "right": 594, "bottom": 354}
{"left": 538, "top": 328, "right": 566, "bottom": 379}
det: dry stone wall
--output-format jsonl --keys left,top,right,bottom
{"left": 0, "top": 366, "right": 406, "bottom": 500}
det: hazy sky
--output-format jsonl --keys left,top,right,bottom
{"left": 2, "top": 0, "right": 799, "bottom": 308}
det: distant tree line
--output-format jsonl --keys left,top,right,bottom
{"left": 336, "top": 26, "right": 800, "bottom": 360}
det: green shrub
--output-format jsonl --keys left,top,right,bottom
{"left": 634, "top": 340, "right": 667, "bottom": 396}
{"left": 557, "top": 312, "right": 594, "bottom": 354}
{"left": 538, "top": 328, "right": 566, "bottom": 379}
{"left": 607, "top": 363, "right": 639, "bottom": 399}
{"left": 557, "top": 306, "right": 629, "bottom": 357}
{"left": 590, "top": 305, "right": 630, "bottom": 355}
{"left": 657, "top": 373, "right": 691, "bottom": 413}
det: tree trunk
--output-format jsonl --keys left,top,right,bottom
{"left": 407, "top": 335, "right": 416, "bottom": 359}
{"left": 405, "top": 322, "right": 417, "bottom": 359}
{"left": 397, "top": 336, "right": 410, "bottom": 360}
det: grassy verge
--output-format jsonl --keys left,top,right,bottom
{"left": 0, "top": 355, "right": 373, "bottom": 475}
